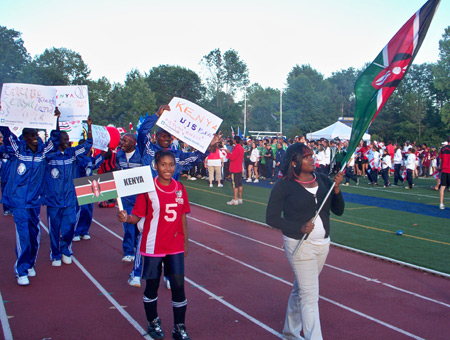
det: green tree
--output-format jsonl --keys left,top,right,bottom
{"left": 146, "top": 65, "right": 205, "bottom": 106}
{"left": 433, "top": 26, "right": 450, "bottom": 129}
{"left": 246, "top": 84, "right": 281, "bottom": 132}
{"left": 327, "top": 68, "right": 357, "bottom": 117}
{"left": 86, "top": 77, "right": 113, "bottom": 126}
{"left": 0, "top": 26, "right": 30, "bottom": 87}
{"left": 21, "top": 47, "right": 90, "bottom": 85}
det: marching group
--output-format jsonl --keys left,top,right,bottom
{"left": 1, "top": 100, "right": 449, "bottom": 340}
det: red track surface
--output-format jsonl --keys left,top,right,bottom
{"left": 1, "top": 204, "right": 449, "bottom": 340}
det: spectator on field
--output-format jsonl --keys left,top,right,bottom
{"left": 438, "top": 137, "right": 450, "bottom": 209}
{"left": 405, "top": 148, "right": 416, "bottom": 189}
{"left": 272, "top": 142, "right": 285, "bottom": 183}
{"left": 225, "top": 136, "right": 244, "bottom": 205}
{"left": 206, "top": 144, "right": 223, "bottom": 188}
{"left": 381, "top": 148, "right": 392, "bottom": 187}
{"left": 246, "top": 141, "right": 260, "bottom": 183}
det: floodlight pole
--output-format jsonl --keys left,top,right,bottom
{"left": 280, "top": 90, "right": 283, "bottom": 135}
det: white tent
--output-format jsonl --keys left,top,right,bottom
{"left": 306, "top": 121, "right": 371, "bottom": 142}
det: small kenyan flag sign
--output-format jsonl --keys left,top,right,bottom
{"left": 74, "top": 172, "right": 118, "bottom": 205}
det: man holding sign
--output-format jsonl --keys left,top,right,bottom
{"left": 0, "top": 104, "right": 61, "bottom": 286}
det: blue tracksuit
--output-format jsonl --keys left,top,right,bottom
{"left": 45, "top": 139, "right": 93, "bottom": 260}
{"left": 74, "top": 153, "right": 103, "bottom": 237}
{"left": 0, "top": 145, "right": 12, "bottom": 214}
{"left": 0, "top": 127, "right": 60, "bottom": 277}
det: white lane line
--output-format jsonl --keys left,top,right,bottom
{"left": 190, "top": 239, "right": 425, "bottom": 340}
{"left": 91, "top": 218, "right": 281, "bottom": 338}
{"left": 0, "top": 291, "right": 13, "bottom": 340}
{"left": 39, "top": 221, "right": 151, "bottom": 340}
{"left": 188, "top": 215, "right": 450, "bottom": 308}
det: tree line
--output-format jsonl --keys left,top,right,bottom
{"left": 1, "top": 25, "right": 449, "bottom": 146}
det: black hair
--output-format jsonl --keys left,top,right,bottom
{"left": 22, "top": 128, "right": 38, "bottom": 136}
{"left": 234, "top": 136, "right": 241, "bottom": 144}
{"left": 281, "top": 143, "right": 313, "bottom": 181}
{"left": 155, "top": 127, "right": 171, "bottom": 137}
{"left": 154, "top": 150, "right": 175, "bottom": 165}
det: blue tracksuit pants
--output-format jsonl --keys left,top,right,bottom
{"left": 122, "top": 203, "right": 138, "bottom": 256}
{"left": 74, "top": 203, "right": 93, "bottom": 237}
{"left": 47, "top": 205, "right": 78, "bottom": 260}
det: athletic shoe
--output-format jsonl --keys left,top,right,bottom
{"left": 62, "top": 254, "right": 72, "bottom": 265}
{"left": 173, "top": 323, "right": 191, "bottom": 340}
{"left": 3, "top": 211, "right": 11, "bottom": 216}
{"left": 218, "top": 184, "right": 223, "bottom": 188}
{"left": 147, "top": 317, "right": 164, "bottom": 339}
{"left": 238, "top": 199, "right": 243, "bottom": 204}
{"left": 405, "top": 187, "right": 410, "bottom": 190}
{"left": 227, "top": 199, "right": 239, "bottom": 206}
{"left": 356, "top": 179, "right": 359, "bottom": 186}
{"left": 344, "top": 183, "right": 349, "bottom": 186}
{"left": 440, "top": 204, "right": 445, "bottom": 210}
{"left": 246, "top": 178, "right": 252, "bottom": 182}
{"left": 209, "top": 184, "right": 213, "bottom": 188}
{"left": 28, "top": 268, "right": 36, "bottom": 277}
{"left": 81, "top": 234, "right": 91, "bottom": 240}
{"left": 73, "top": 235, "right": 81, "bottom": 242}
{"left": 122, "top": 255, "right": 135, "bottom": 263}
{"left": 107, "top": 202, "right": 116, "bottom": 208}
{"left": 17, "top": 276, "right": 30, "bottom": 286}
{"left": 253, "top": 179, "right": 259, "bottom": 183}
{"left": 164, "top": 276, "right": 171, "bottom": 290}
{"left": 52, "top": 259, "right": 62, "bottom": 267}
{"left": 128, "top": 276, "right": 141, "bottom": 288}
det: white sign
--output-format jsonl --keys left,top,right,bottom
{"left": 90, "top": 124, "right": 110, "bottom": 151}
{"left": 113, "top": 166, "right": 155, "bottom": 197}
{"left": 156, "top": 97, "right": 222, "bottom": 153}
{"left": 59, "top": 120, "right": 84, "bottom": 142}
{"left": 0, "top": 83, "right": 57, "bottom": 131}
{"left": 55, "top": 85, "right": 89, "bottom": 121}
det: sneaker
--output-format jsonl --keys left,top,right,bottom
{"left": 62, "top": 254, "right": 72, "bottom": 265}
{"left": 147, "top": 317, "right": 164, "bottom": 339}
{"left": 226, "top": 199, "right": 239, "bottom": 206}
{"left": 17, "top": 276, "right": 30, "bottom": 286}
{"left": 28, "top": 268, "right": 36, "bottom": 277}
{"left": 246, "top": 178, "right": 252, "bottom": 182}
{"left": 356, "top": 179, "right": 359, "bottom": 186}
{"left": 209, "top": 184, "right": 213, "bottom": 188}
{"left": 52, "top": 259, "right": 62, "bottom": 267}
{"left": 173, "top": 323, "right": 191, "bottom": 340}
{"left": 81, "top": 234, "right": 91, "bottom": 240}
{"left": 344, "top": 183, "right": 349, "bottom": 186}
{"left": 238, "top": 199, "right": 243, "bottom": 204}
{"left": 122, "top": 255, "right": 135, "bottom": 263}
{"left": 128, "top": 276, "right": 141, "bottom": 288}
{"left": 405, "top": 187, "right": 410, "bottom": 190}
{"left": 3, "top": 211, "right": 11, "bottom": 216}
{"left": 164, "top": 276, "right": 171, "bottom": 290}
{"left": 440, "top": 204, "right": 445, "bottom": 210}
{"left": 107, "top": 202, "right": 116, "bottom": 208}
{"left": 253, "top": 179, "right": 259, "bottom": 183}
{"left": 218, "top": 184, "right": 223, "bottom": 187}
{"left": 73, "top": 235, "right": 81, "bottom": 242}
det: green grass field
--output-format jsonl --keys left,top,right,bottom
{"left": 181, "top": 176, "right": 450, "bottom": 275}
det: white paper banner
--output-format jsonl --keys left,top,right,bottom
{"left": 59, "top": 120, "right": 84, "bottom": 142}
{"left": 113, "top": 166, "right": 155, "bottom": 197}
{"left": 156, "top": 97, "right": 222, "bottom": 153}
{"left": 0, "top": 83, "right": 57, "bottom": 131}
{"left": 55, "top": 85, "right": 89, "bottom": 120}
{"left": 90, "top": 124, "right": 110, "bottom": 151}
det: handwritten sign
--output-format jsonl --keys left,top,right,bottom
{"left": 59, "top": 120, "right": 84, "bottom": 142}
{"left": 90, "top": 124, "right": 110, "bottom": 151}
{"left": 156, "top": 97, "right": 222, "bottom": 153}
{"left": 55, "top": 85, "right": 89, "bottom": 120}
{"left": 0, "top": 83, "right": 57, "bottom": 131}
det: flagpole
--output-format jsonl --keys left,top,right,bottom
{"left": 280, "top": 90, "right": 283, "bottom": 135}
{"left": 244, "top": 87, "right": 247, "bottom": 138}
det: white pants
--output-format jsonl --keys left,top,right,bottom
{"left": 282, "top": 236, "right": 330, "bottom": 340}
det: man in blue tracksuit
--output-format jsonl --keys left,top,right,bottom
{"left": 73, "top": 142, "right": 103, "bottom": 241}
{"left": 0, "top": 109, "right": 61, "bottom": 286}
{"left": 45, "top": 117, "right": 93, "bottom": 267}
{"left": 0, "top": 143, "right": 12, "bottom": 215}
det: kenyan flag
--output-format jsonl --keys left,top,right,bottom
{"left": 342, "top": 0, "right": 440, "bottom": 167}
{"left": 74, "top": 172, "right": 118, "bottom": 205}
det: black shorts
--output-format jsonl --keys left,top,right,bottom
{"left": 441, "top": 172, "right": 450, "bottom": 187}
{"left": 141, "top": 253, "right": 184, "bottom": 280}
{"left": 231, "top": 172, "right": 243, "bottom": 188}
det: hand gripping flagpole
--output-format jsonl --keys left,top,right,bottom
{"left": 291, "top": 164, "right": 346, "bottom": 256}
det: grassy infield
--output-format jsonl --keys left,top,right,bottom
{"left": 181, "top": 175, "right": 450, "bottom": 275}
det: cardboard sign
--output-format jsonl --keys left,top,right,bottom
{"left": 90, "top": 124, "right": 110, "bottom": 151}
{"left": 156, "top": 97, "right": 222, "bottom": 153}
{"left": 55, "top": 85, "right": 89, "bottom": 120}
{"left": 0, "top": 83, "right": 57, "bottom": 131}
{"left": 113, "top": 166, "right": 155, "bottom": 198}
{"left": 59, "top": 120, "right": 84, "bottom": 142}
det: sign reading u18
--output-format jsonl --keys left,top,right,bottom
{"left": 156, "top": 97, "right": 222, "bottom": 153}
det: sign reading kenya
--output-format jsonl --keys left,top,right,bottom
{"left": 55, "top": 85, "right": 89, "bottom": 121}
{"left": 156, "top": 97, "right": 222, "bottom": 153}
{"left": 0, "top": 83, "right": 57, "bottom": 131}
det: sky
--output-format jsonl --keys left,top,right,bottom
{"left": 1, "top": 0, "right": 449, "bottom": 94}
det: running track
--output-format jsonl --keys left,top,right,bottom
{"left": 0, "top": 204, "right": 449, "bottom": 340}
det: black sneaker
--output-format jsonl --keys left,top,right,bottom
{"left": 172, "top": 323, "right": 190, "bottom": 340}
{"left": 148, "top": 317, "right": 164, "bottom": 339}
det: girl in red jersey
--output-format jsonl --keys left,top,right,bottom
{"left": 118, "top": 150, "right": 191, "bottom": 340}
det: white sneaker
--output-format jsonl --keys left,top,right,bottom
{"left": 218, "top": 184, "right": 223, "bottom": 187}
{"left": 246, "top": 178, "right": 252, "bottom": 182}
{"left": 128, "top": 276, "right": 141, "bottom": 287}
{"left": 122, "top": 255, "right": 135, "bottom": 263}
{"left": 28, "top": 268, "right": 36, "bottom": 277}
{"left": 52, "top": 259, "right": 62, "bottom": 267}
{"left": 81, "top": 235, "right": 91, "bottom": 240}
{"left": 17, "top": 276, "right": 30, "bottom": 286}
{"left": 253, "top": 179, "right": 259, "bottom": 183}
{"left": 164, "top": 276, "right": 171, "bottom": 290}
{"left": 72, "top": 235, "right": 81, "bottom": 242}
{"left": 227, "top": 199, "right": 239, "bottom": 206}
{"left": 238, "top": 199, "right": 243, "bottom": 204}
{"left": 440, "top": 204, "right": 445, "bottom": 210}
{"left": 209, "top": 184, "right": 213, "bottom": 188}
{"left": 62, "top": 254, "right": 72, "bottom": 265}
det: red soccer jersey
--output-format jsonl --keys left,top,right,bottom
{"left": 132, "top": 178, "right": 190, "bottom": 256}
{"left": 439, "top": 145, "right": 450, "bottom": 173}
